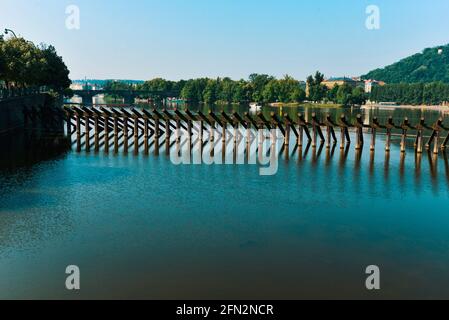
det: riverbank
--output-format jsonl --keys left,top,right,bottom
{"left": 270, "top": 102, "right": 343, "bottom": 108}
{"left": 363, "top": 104, "right": 449, "bottom": 112}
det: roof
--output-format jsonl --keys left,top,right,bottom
{"left": 324, "top": 77, "right": 357, "bottom": 82}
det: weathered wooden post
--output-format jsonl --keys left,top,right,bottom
{"left": 270, "top": 112, "right": 286, "bottom": 146}
{"left": 257, "top": 112, "right": 272, "bottom": 147}
{"left": 199, "top": 120, "right": 204, "bottom": 141}
{"left": 297, "top": 113, "right": 309, "bottom": 147}
{"left": 339, "top": 114, "right": 351, "bottom": 149}
{"left": 323, "top": 114, "right": 337, "bottom": 149}
{"left": 183, "top": 109, "right": 191, "bottom": 143}
{"left": 415, "top": 118, "right": 425, "bottom": 154}
{"left": 123, "top": 115, "right": 129, "bottom": 153}
{"left": 104, "top": 114, "right": 110, "bottom": 153}
{"left": 113, "top": 115, "right": 119, "bottom": 153}
{"left": 75, "top": 111, "right": 81, "bottom": 152}
{"left": 134, "top": 115, "right": 139, "bottom": 154}
{"left": 84, "top": 111, "right": 91, "bottom": 152}
{"left": 355, "top": 114, "right": 364, "bottom": 150}
{"left": 283, "top": 114, "right": 291, "bottom": 146}
{"left": 385, "top": 117, "right": 394, "bottom": 152}
{"left": 165, "top": 115, "right": 171, "bottom": 154}
{"left": 94, "top": 114, "right": 99, "bottom": 152}
{"left": 400, "top": 117, "right": 412, "bottom": 153}
{"left": 311, "top": 113, "right": 318, "bottom": 148}
{"left": 221, "top": 111, "right": 236, "bottom": 145}
{"left": 434, "top": 129, "right": 440, "bottom": 155}
{"left": 370, "top": 117, "right": 381, "bottom": 151}
{"left": 143, "top": 115, "right": 149, "bottom": 154}
{"left": 154, "top": 111, "right": 160, "bottom": 142}
{"left": 233, "top": 112, "right": 248, "bottom": 147}
{"left": 176, "top": 117, "right": 181, "bottom": 143}
{"left": 222, "top": 120, "right": 227, "bottom": 144}
{"left": 244, "top": 112, "right": 258, "bottom": 147}
{"left": 433, "top": 118, "right": 443, "bottom": 154}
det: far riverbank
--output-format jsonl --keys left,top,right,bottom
{"left": 363, "top": 104, "right": 449, "bottom": 112}
{"left": 270, "top": 102, "right": 343, "bottom": 108}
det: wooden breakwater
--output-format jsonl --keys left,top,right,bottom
{"left": 63, "top": 105, "right": 449, "bottom": 156}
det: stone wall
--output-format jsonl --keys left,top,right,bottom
{"left": 0, "top": 94, "right": 50, "bottom": 135}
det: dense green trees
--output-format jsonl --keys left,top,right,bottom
{"left": 108, "top": 72, "right": 368, "bottom": 106}
{"left": 104, "top": 80, "right": 134, "bottom": 91}
{"left": 306, "top": 72, "right": 327, "bottom": 102}
{"left": 0, "top": 37, "right": 70, "bottom": 91}
{"left": 305, "top": 71, "right": 367, "bottom": 105}
{"left": 363, "top": 44, "right": 449, "bottom": 83}
{"left": 370, "top": 82, "right": 449, "bottom": 105}
{"left": 175, "top": 74, "right": 306, "bottom": 104}
{"left": 262, "top": 75, "right": 306, "bottom": 103}
{"left": 329, "top": 84, "right": 366, "bottom": 105}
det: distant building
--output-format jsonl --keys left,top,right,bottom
{"left": 438, "top": 48, "right": 443, "bottom": 55}
{"left": 70, "top": 83, "right": 84, "bottom": 90}
{"left": 69, "top": 83, "right": 99, "bottom": 91}
{"left": 321, "top": 77, "right": 364, "bottom": 90}
{"left": 364, "top": 79, "right": 386, "bottom": 93}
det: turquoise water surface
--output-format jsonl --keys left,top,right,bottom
{"left": 1, "top": 106, "right": 449, "bottom": 299}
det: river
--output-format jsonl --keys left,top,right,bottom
{"left": 0, "top": 101, "right": 449, "bottom": 299}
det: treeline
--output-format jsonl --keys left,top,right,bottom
{"left": 134, "top": 74, "right": 307, "bottom": 104}
{"left": 307, "top": 72, "right": 367, "bottom": 105}
{"left": 363, "top": 44, "right": 449, "bottom": 84}
{"left": 105, "top": 73, "right": 367, "bottom": 105}
{"left": 370, "top": 82, "right": 449, "bottom": 105}
{"left": 0, "top": 36, "right": 71, "bottom": 91}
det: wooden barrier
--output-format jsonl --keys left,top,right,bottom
{"left": 64, "top": 106, "right": 449, "bottom": 159}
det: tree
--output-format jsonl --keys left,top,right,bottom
{"left": 327, "top": 84, "right": 339, "bottom": 102}
{"left": 38, "top": 44, "right": 71, "bottom": 90}
{"left": 0, "top": 37, "right": 70, "bottom": 90}
{"left": 336, "top": 84, "right": 353, "bottom": 105}
{"left": 203, "top": 79, "right": 219, "bottom": 104}
{"left": 306, "top": 71, "right": 327, "bottom": 102}
{"left": 249, "top": 74, "right": 274, "bottom": 103}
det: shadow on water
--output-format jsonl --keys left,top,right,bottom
{"left": 0, "top": 129, "right": 71, "bottom": 172}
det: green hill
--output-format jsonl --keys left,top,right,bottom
{"left": 362, "top": 44, "right": 449, "bottom": 83}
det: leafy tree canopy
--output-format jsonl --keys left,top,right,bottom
{"left": 0, "top": 36, "right": 71, "bottom": 91}
{"left": 363, "top": 44, "right": 449, "bottom": 83}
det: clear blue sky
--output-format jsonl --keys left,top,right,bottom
{"left": 2, "top": 0, "right": 449, "bottom": 81}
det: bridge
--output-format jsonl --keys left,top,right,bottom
{"left": 71, "top": 89, "right": 180, "bottom": 104}
{"left": 62, "top": 105, "right": 449, "bottom": 161}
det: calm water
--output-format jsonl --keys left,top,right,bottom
{"left": 1, "top": 103, "right": 449, "bottom": 299}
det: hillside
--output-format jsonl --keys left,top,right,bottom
{"left": 362, "top": 44, "right": 449, "bottom": 83}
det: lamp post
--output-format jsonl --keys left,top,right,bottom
{"left": 4, "top": 28, "right": 17, "bottom": 38}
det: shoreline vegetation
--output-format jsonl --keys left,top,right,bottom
{"left": 269, "top": 102, "right": 343, "bottom": 108}
{"left": 0, "top": 36, "right": 70, "bottom": 92}
{"left": 103, "top": 72, "right": 367, "bottom": 107}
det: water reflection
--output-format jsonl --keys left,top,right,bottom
{"left": 2, "top": 102, "right": 449, "bottom": 299}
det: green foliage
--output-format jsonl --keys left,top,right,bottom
{"left": 306, "top": 71, "right": 327, "bottom": 102}
{"left": 363, "top": 44, "right": 449, "bottom": 83}
{"left": 370, "top": 82, "right": 449, "bottom": 105}
{"left": 175, "top": 74, "right": 306, "bottom": 104}
{"left": 262, "top": 75, "right": 306, "bottom": 103}
{"left": 104, "top": 80, "right": 134, "bottom": 91}
{"left": 0, "top": 37, "right": 71, "bottom": 90}
{"left": 107, "top": 74, "right": 306, "bottom": 105}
